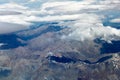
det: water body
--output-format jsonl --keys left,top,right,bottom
{"left": 47, "top": 55, "right": 112, "bottom": 64}
{"left": 96, "top": 55, "right": 112, "bottom": 63}
{"left": 0, "top": 68, "right": 11, "bottom": 77}
{"left": 47, "top": 56, "right": 76, "bottom": 63}
{"left": 0, "top": 34, "right": 26, "bottom": 50}
{"left": 94, "top": 39, "right": 120, "bottom": 54}
{"left": 100, "top": 41, "right": 120, "bottom": 54}
{"left": 103, "top": 22, "right": 120, "bottom": 29}
{"left": 103, "top": 16, "right": 120, "bottom": 29}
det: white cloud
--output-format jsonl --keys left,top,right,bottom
{"left": 24, "top": 14, "right": 82, "bottom": 22}
{"left": 29, "top": 0, "right": 37, "bottom": 2}
{"left": 0, "top": 3, "right": 32, "bottom": 34}
{"left": 0, "top": 22, "right": 29, "bottom": 34}
{"left": 0, "top": 2, "right": 28, "bottom": 10}
{"left": 0, "top": 0, "right": 120, "bottom": 42}
{"left": 37, "top": 0, "right": 120, "bottom": 42}
{"left": 0, "top": 43, "right": 4, "bottom": 47}
{"left": 0, "top": 10, "right": 22, "bottom": 15}
{"left": 39, "top": 0, "right": 120, "bottom": 15}
{"left": 110, "top": 18, "right": 120, "bottom": 23}
{"left": 60, "top": 14, "right": 120, "bottom": 42}
{"left": 40, "top": 1, "right": 94, "bottom": 15}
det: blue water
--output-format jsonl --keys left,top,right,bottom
{"left": 0, "top": 69, "right": 11, "bottom": 77}
{"left": 47, "top": 55, "right": 112, "bottom": 64}
{"left": 0, "top": 34, "right": 26, "bottom": 50}
{"left": 103, "top": 22, "right": 120, "bottom": 29}
{"left": 96, "top": 55, "right": 112, "bottom": 63}
{"left": 94, "top": 39, "right": 120, "bottom": 54}
{"left": 100, "top": 41, "right": 120, "bottom": 54}
{"left": 78, "top": 55, "right": 112, "bottom": 64}
{"left": 47, "top": 56, "right": 76, "bottom": 63}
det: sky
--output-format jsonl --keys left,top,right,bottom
{"left": 0, "top": 0, "right": 120, "bottom": 42}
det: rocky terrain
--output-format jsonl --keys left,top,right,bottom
{"left": 0, "top": 24, "right": 120, "bottom": 80}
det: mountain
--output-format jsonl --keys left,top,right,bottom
{"left": 0, "top": 0, "right": 120, "bottom": 80}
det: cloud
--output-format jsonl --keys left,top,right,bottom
{"left": 0, "top": 22, "right": 29, "bottom": 34}
{"left": 60, "top": 14, "right": 120, "bottom": 42}
{"left": 39, "top": 0, "right": 120, "bottom": 15}
{"left": 36, "top": 1, "right": 120, "bottom": 42}
{"left": 110, "top": 18, "right": 120, "bottom": 23}
{"left": 0, "top": 11, "right": 33, "bottom": 34}
{"left": 0, "top": 14, "right": 32, "bottom": 25}
{"left": 29, "top": 0, "right": 37, "bottom": 2}
{"left": 0, "top": 43, "right": 4, "bottom": 47}
{"left": 0, "top": 2, "right": 28, "bottom": 10}
{"left": 0, "top": 3, "right": 31, "bottom": 34}
{"left": 39, "top": 1, "right": 95, "bottom": 15}
{"left": 0, "top": 0, "right": 120, "bottom": 42}
{"left": 0, "top": 11, "right": 22, "bottom": 15}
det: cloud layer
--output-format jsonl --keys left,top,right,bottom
{"left": 37, "top": 0, "right": 120, "bottom": 42}
{"left": 110, "top": 18, "right": 120, "bottom": 23}
{"left": 0, "top": 0, "right": 120, "bottom": 42}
